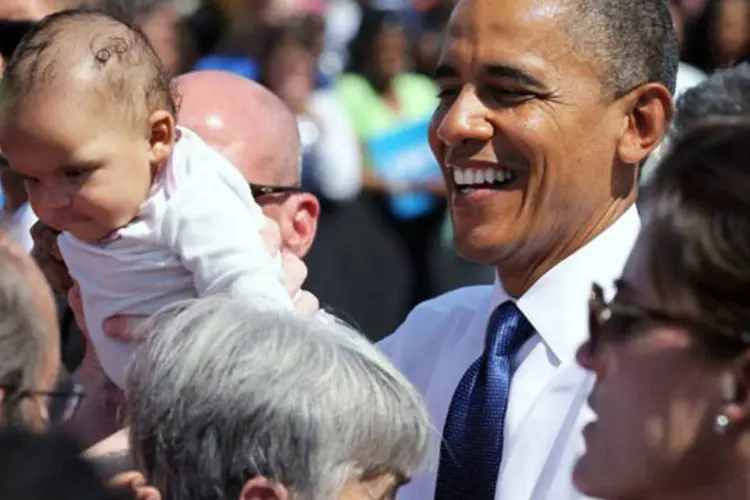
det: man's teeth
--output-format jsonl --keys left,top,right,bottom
{"left": 452, "top": 167, "right": 515, "bottom": 186}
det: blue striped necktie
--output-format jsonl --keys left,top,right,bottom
{"left": 435, "top": 301, "right": 534, "bottom": 500}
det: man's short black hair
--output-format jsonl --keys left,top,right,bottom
{"left": 674, "top": 63, "right": 750, "bottom": 134}
{"left": 2, "top": 8, "right": 176, "bottom": 121}
{"left": 568, "top": 0, "right": 679, "bottom": 98}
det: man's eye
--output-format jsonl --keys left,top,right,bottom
{"left": 488, "top": 87, "right": 532, "bottom": 101}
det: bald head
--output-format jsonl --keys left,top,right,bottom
{"left": 175, "top": 70, "right": 301, "bottom": 186}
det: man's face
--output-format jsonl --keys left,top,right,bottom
{"left": 431, "top": 0, "right": 628, "bottom": 267}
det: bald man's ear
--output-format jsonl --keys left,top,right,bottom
{"left": 287, "top": 193, "right": 319, "bottom": 258}
{"left": 147, "top": 110, "right": 176, "bottom": 173}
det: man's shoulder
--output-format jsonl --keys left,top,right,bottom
{"left": 378, "top": 285, "right": 492, "bottom": 354}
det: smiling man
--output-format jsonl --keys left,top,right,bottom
{"left": 378, "top": 0, "right": 678, "bottom": 499}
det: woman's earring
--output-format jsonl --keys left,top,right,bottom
{"left": 714, "top": 413, "right": 731, "bottom": 436}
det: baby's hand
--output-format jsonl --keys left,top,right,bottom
{"left": 31, "top": 220, "right": 73, "bottom": 295}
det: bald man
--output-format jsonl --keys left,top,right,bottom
{"left": 176, "top": 70, "right": 320, "bottom": 258}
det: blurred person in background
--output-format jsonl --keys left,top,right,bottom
{"left": 412, "top": 0, "right": 452, "bottom": 77}
{"left": 640, "top": 0, "right": 706, "bottom": 184}
{"left": 192, "top": 0, "right": 270, "bottom": 79}
{"left": 669, "top": 0, "right": 707, "bottom": 98}
{"left": 127, "top": 297, "right": 433, "bottom": 500}
{"left": 0, "top": 0, "right": 71, "bottom": 254}
{"left": 260, "top": 17, "right": 362, "bottom": 202}
{"left": 641, "top": 62, "right": 750, "bottom": 183}
{"left": 336, "top": 8, "right": 445, "bottom": 310}
{"left": 684, "top": 0, "right": 750, "bottom": 73}
{"left": 575, "top": 118, "right": 750, "bottom": 500}
{"left": 673, "top": 62, "right": 750, "bottom": 134}
{"left": 0, "top": 233, "right": 83, "bottom": 432}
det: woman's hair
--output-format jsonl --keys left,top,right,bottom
{"left": 127, "top": 297, "right": 434, "bottom": 500}
{"left": 346, "top": 8, "right": 406, "bottom": 77}
{"left": 257, "top": 15, "right": 322, "bottom": 84}
{"left": 641, "top": 116, "right": 750, "bottom": 356}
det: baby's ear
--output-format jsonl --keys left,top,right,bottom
{"left": 147, "top": 110, "right": 175, "bottom": 167}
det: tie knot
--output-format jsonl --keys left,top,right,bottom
{"left": 485, "top": 301, "right": 534, "bottom": 356}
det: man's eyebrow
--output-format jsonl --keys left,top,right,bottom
{"left": 434, "top": 63, "right": 546, "bottom": 89}
{"left": 484, "top": 64, "right": 545, "bottom": 88}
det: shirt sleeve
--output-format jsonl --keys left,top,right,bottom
{"left": 161, "top": 166, "right": 294, "bottom": 311}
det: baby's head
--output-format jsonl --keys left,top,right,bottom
{"left": 0, "top": 9, "right": 177, "bottom": 242}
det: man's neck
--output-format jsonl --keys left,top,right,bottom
{"left": 497, "top": 198, "right": 635, "bottom": 298}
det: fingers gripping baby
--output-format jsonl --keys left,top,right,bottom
{"left": 0, "top": 9, "right": 294, "bottom": 389}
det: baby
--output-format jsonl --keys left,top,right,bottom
{"left": 0, "top": 10, "right": 294, "bottom": 388}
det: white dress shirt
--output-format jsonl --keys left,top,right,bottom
{"left": 379, "top": 206, "right": 640, "bottom": 500}
{"left": 59, "top": 127, "right": 292, "bottom": 389}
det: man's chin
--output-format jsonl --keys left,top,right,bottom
{"left": 452, "top": 232, "right": 504, "bottom": 266}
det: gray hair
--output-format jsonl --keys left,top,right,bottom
{"left": 126, "top": 297, "right": 434, "bottom": 500}
{"left": 0, "top": 234, "right": 48, "bottom": 411}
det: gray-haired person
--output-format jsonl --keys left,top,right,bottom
{"left": 641, "top": 62, "right": 750, "bottom": 183}
{"left": 0, "top": 232, "right": 83, "bottom": 431}
{"left": 126, "top": 297, "right": 433, "bottom": 500}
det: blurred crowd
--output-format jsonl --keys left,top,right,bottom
{"left": 5, "top": 0, "right": 750, "bottom": 500}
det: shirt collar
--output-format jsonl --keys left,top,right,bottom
{"left": 490, "top": 205, "right": 641, "bottom": 362}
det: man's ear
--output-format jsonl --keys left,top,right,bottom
{"left": 287, "top": 193, "right": 320, "bottom": 258}
{"left": 147, "top": 110, "right": 176, "bottom": 172}
{"left": 238, "top": 476, "right": 290, "bottom": 500}
{"left": 616, "top": 82, "right": 673, "bottom": 166}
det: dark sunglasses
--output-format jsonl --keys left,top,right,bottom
{"left": 588, "top": 281, "right": 750, "bottom": 352}
{"left": 1, "top": 373, "right": 86, "bottom": 425}
{"left": 249, "top": 183, "right": 302, "bottom": 199}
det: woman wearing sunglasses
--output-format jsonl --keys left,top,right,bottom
{"left": 573, "top": 116, "right": 750, "bottom": 500}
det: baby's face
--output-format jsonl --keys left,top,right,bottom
{"left": 0, "top": 90, "right": 162, "bottom": 242}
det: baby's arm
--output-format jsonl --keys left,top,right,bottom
{"left": 162, "top": 171, "right": 294, "bottom": 310}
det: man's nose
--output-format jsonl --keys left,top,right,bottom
{"left": 436, "top": 87, "right": 494, "bottom": 147}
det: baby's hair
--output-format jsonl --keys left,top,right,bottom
{"left": 2, "top": 8, "right": 176, "bottom": 124}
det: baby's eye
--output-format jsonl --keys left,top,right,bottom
{"left": 63, "top": 168, "right": 89, "bottom": 180}
{"left": 20, "top": 173, "right": 40, "bottom": 185}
